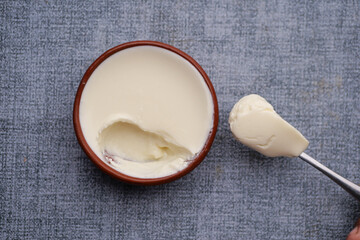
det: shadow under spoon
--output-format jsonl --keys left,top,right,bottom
{"left": 299, "top": 152, "right": 360, "bottom": 201}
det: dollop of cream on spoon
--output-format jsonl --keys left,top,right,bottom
{"left": 229, "top": 94, "right": 309, "bottom": 157}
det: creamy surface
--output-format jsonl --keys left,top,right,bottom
{"left": 79, "top": 46, "right": 214, "bottom": 178}
{"left": 229, "top": 94, "right": 308, "bottom": 157}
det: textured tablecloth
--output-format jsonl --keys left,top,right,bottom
{"left": 1, "top": 1, "right": 359, "bottom": 239}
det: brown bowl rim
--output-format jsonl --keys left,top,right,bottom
{"left": 73, "top": 40, "right": 219, "bottom": 185}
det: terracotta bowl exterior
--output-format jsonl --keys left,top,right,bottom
{"left": 73, "top": 41, "right": 219, "bottom": 185}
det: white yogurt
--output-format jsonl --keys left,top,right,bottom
{"left": 79, "top": 46, "right": 214, "bottom": 178}
{"left": 229, "top": 94, "right": 309, "bottom": 157}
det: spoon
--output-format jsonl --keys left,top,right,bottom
{"left": 229, "top": 94, "right": 360, "bottom": 201}
{"left": 299, "top": 152, "right": 360, "bottom": 201}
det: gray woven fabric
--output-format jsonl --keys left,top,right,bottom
{"left": 1, "top": 1, "right": 359, "bottom": 239}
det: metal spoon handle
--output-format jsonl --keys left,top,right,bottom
{"left": 299, "top": 152, "right": 360, "bottom": 201}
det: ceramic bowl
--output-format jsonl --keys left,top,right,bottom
{"left": 73, "top": 41, "right": 218, "bottom": 185}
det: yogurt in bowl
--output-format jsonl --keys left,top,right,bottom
{"left": 73, "top": 41, "right": 218, "bottom": 185}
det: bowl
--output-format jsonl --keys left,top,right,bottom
{"left": 73, "top": 41, "right": 218, "bottom": 185}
